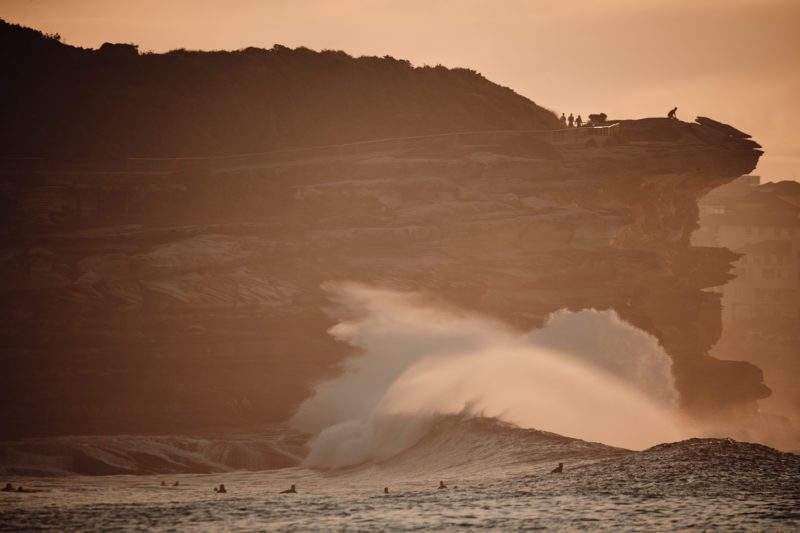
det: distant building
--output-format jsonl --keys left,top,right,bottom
{"left": 696, "top": 175, "right": 761, "bottom": 219}
{"left": 693, "top": 175, "right": 800, "bottom": 324}
{"left": 725, "top": 240, "right": 797, "bottom": 322}
{"left": 696, "top": 212, "right": 800, "bottom": 249}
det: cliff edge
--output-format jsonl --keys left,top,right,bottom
{"left": 0, "top": 116, "right": 763, "bottom": 437}
{"left": 0, "top": 20, "right": 768, "bottom": 441}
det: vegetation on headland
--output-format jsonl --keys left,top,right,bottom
{"left": 0, "top": 19, "right": 560, "bottom": 160}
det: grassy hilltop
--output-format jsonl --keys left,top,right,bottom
{"left": 0, "top": 19, "right": 560, "bottom": 160}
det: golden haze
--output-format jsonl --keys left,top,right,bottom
{"left": 2, "top": 0, "right": 799, "bottom": 181}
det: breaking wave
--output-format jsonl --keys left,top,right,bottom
{"left": 3, "top": 413, "right": 795, "bottom": 484}
{"left": 331, "top": 414, "right": 799, "bottom": 497}
{"left": 294, "top": 283, "right": 687, "bottom": 469}
{"left": 342, "top": 415, "right": 628, "bottom": 480}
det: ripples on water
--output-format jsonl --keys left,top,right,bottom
{"left": 2, "top": 419, "right": 799, "bottom": 531}
{"left": 2, "top": 472, "right": 797, "bottom": 532}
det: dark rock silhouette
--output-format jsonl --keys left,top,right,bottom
{"left": 588, "top": 113, "right": 607, "bottom": 125}
{"left": 0, "top": 120, "right": 765, "bottom": 438}
{"left": 0, "top": 19, "right": 767, "bottom": 444}
{"left": 695, "top": 116, "right": 752, "bottom": 139}
{"left": 0, "top": 19, "right": 560, "bottom": 160}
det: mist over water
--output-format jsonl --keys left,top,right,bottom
{"left": 292, "top": 283, "right": 687, "bottom": 468}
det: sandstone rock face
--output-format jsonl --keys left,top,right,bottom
{"left": 0, "top": 118, "right": 763, "bottom": 437}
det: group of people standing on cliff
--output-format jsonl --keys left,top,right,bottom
{"left": 561, "top": 107, "right": 677, "bottom": 128}
{"left": 560, "top": 113, "right": 583, "bottom": 128}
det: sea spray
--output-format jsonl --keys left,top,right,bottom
{"left": 526, "top": 308, "right": 678, "bottom": 408}
{"left": 293, "top": 283, "right": 687, "bottom": 468}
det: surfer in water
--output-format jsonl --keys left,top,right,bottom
{"left": 438, "top": 481, "right": 447, "bottom": 490}
{"left": 214, "top": 484, "right": 227, "bottom": 493}
{"left": 550, "top": 462, "right": 564, "bottom": 473}
{"left": 2, "top": 483, "right": 14, "bottom": 492}
{"left": 384, "top": 487, "right": 389, "bottom": 494}
{"left": 280, "top": 484, "right": 297, "bottom": 494}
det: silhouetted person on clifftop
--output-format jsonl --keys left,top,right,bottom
{"left": 576, "top": 115, "right": 583, "bottom": 127}
{"left": 550, "top": 462, "right": 564, "bottom": 473}
{"left": 568, "top": 113, "right": 574, "bottom": 127}
{"left": 280, "top": 484, "right": 297, "bottom": 493}
{"left": 560, "top": 113, "right": 567, "bottom": 126}
{"left": 667, "top": 107, "right": 677, "bottom": 119}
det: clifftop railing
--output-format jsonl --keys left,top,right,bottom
{"left": 1, "top": 123, "right": 620, "bottom": 173}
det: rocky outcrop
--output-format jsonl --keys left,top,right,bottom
{"left": 695, "top": 116, "right": 754, "bottom": 139}
{"left": 0, "top": 117, "right": 763, "bottom": 437}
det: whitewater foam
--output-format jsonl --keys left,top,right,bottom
{"left": 293, "top": 283, "right": 688, "bottom": 468}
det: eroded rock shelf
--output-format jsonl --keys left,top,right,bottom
{"left": 0, "top": 117, "right": 763, "bottom": 437}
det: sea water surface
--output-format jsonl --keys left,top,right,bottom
{"left": 2, "top": 417, "right": 799, "bottom": 531}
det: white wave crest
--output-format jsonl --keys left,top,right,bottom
{"left": 293, "top": 283, "right": 687, "bottom": 468}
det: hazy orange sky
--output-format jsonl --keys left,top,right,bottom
{"left": 2, "top": 0, "right": 799, "bottom": 181}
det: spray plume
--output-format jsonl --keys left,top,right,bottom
{"left": 292, "top": 283, "right": 687, "bottom": 468}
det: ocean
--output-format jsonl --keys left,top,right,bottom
{"left": 2, "top": 417, "right": 799, "bottom": 532}
{"left": 3, "top": 292, "right": 799, "bottom": 530}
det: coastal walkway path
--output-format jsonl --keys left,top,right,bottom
{"left": 1, "top": 123, "right": 620, "bottom": 173}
